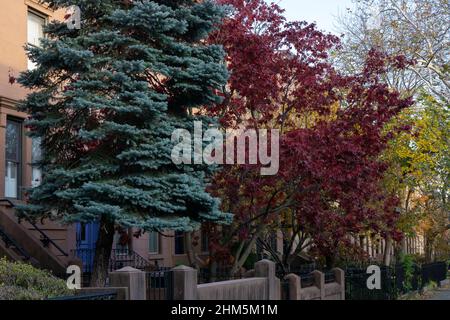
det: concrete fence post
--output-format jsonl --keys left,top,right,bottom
{"left": 312, "top": 270, "right": 325, "bottom": 300}
{"left": 255, "top": 259, "right": 280, "bottom": 300}
{"left": 332, "top": 268, "right": 345, "bottom": 300}
{"left": 170, "top": 265, "right": 198, "bottom": 300}
{"left": 285, "top": 274, "right": 301, "bottom": 300}
{"left": 109, "top": 266, "right": 146, "bottom": 300}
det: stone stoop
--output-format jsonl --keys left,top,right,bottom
{"left": 0, "top": 203, "right": 70, "bottom": 275}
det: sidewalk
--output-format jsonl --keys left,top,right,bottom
{"left": 427, "top": 281, "right": 450, "bottom": 300}
{"left": 427, "top": 288, "right": 450, "bottom": 300}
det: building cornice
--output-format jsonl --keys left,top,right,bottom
{"left": 24, "top": 0, "right": 55, "bottom": 16}
{"left": 0, "top": 96, "right": 19, "bottom": 109}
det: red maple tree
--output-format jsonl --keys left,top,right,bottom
{"left": 205, "top": 0, "right": 413, "bottom": 272}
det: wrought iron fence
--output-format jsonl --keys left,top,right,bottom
{"left": 109, "top": 248, "right": 151, "bottom": 271}
{"left": 197, "top": 267, "right": 243, "bottom": 284}
{"left": 325, "top": 271, "right": 336, "bottom": 284}
{"left": 146, "top": 268, "right": 172, "bottom": 300}
{"left": 276, "top": 263, "right": 316, "bottom": 280}
{"left": 70, "top": 248, "right": 152, "bottom": 286}
{"left": 345, "top": 262, "right": 448, "bottom": 300}
{"left": 421, "top": 262, "right": 448, "bottom": 285}
{"left": 279, "top": 261, "right": 448, "bottom": 300}
{"left": 47, "top": 291, "right": 118, "bottom": 300}
{"left": 299, "top": 273, "right": 316, "bottom": 288}
{"left": 345, "top": 266, "right": 397, "bottom": 300}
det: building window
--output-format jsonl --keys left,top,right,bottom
{"left": 148, "top": 231, "right": 160, "bottom": 255}
{"left": 174, "top": 231, "right": 185, "bottom": 255}
{"left": 5, "top": 120, "right": 22, "bottom": 199}
{"left": 31, "top": 137, "right": 42, "bottom": 187}
{"left": 113, "top": 229, "right": 129, "bottom": 254}
{"left": 27, "top": 10, "right": 46, "bottom": 70}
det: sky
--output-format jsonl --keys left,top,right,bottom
{"left": 272, "top": 0, "right": 355, "bottom": 33}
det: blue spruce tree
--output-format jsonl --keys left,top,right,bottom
{"left": 17, "top": 0, "right": 232, "bottom": 286}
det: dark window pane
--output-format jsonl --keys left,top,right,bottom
{"left": 175, "top": 231, "right": 185, "bottom": 255}
{"left": 6, "top": 121, "right": 20, "bottom": 161}
{"left": 80, "top": 223, "right": 86, "bottom": 241}
{"left": 5, "top": 120, "right": 21, "bottom": 198}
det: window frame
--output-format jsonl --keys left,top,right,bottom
{"left": 148, "top": 231, "right": 160, "bottom": 255}
{"left": 27, "top": 9, "right": 47, "bottom": 70}
{"left": 174, "top": 231, "right": 185, "bottom": 255}
{"left": 5, "top": 118, "right": 23, "bottom": 199}
{"left": 31, "top": 137, "right": 43, "bottom": 188}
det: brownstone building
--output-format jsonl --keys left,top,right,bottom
{"left": 0, "top": 0, "right": 76, "bottom": 275}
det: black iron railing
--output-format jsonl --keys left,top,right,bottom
{"left": 276, "top": 262, "right": 316, "bottom": 279}
{"left": 325, "top": 271, "right": 336, "bottom": 284}
{"left": 345, "top": 266, "right": 396, "bottom": 300}
{"left": 345, "top": 262, "right": 448, "bottom": 300}
{"left": 47, "top": 291, "right": 118, "bottom": 300}
{"left": 110, "top": 248, "right": 150, "bottom": 271}
{"left": 0, "top": 199, "right": 68, "bottom": 257}
{"left": 421, "top": 262, "right": 448, "bottom": 285}
{"left": 299, "top": 273, "right": 316, "bottom": 288}
{"left": 0, "top": 224, "right": 31, "bottom": 261}
{"left": 197, "top": 267, "right": 244, "bottom": 284}
{"left": 71, "top": 248, "right": 153, "bottom": 287}
{"left": 71, "top": 247, "right": 152, "bottom": 285}
{"left": 146, "top": 268, "right": 172, "bottom": 300}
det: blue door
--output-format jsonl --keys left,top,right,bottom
{"left": 75, "top": 222, "right": 99, "bottom": 272}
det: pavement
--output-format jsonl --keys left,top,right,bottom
{"left": 426, "top": 280, "right": 450, "bottom": 300}
{"left": 427, "top": 288, "right": 450, "bottom": 300}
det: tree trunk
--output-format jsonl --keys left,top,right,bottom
{"left": 383, "top": 236, "right": 393, "bottom": 266}
{"left": 185, "top": 232, "right": 199, "bottom": 270}
{"left": 90, "top": 215, "right": 115, "bottom": 287}
{"left": 230, "top": 235, "right": 260, "bottom": 276}
{"left": 424, "top": 236, "right": 435, "bottom": 263}
{"left": 400, "top": 237, "right": 407, "bottom": 256}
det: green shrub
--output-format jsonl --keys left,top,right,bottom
{"left": 400, "top": 254, "right": 416, "bottom": 291}
{"left": 0, "top": 257, "right": 71, "bottom": 300}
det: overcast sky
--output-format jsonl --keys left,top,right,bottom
{"left": 272, "top": 0, "right": 355, "bottom": 33}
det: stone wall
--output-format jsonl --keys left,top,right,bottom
{"left": 197, "top": 278, "right": 268, "bottom": 300}
{"left": 284, "top": 268, "right": 345, "bottom": 300}
{"left": 107, "top": 262, "right": 345, "bottom": 301}
{"left": 169, "top": 260, "right": 280, "bottom": 300}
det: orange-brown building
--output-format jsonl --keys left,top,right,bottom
{"left": 0, "top": 0, "right": 77, "bottom": 275}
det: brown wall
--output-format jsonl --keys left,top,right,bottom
{"left": 0, "top": 1, "right": 65, "bottom": 101}
{"left": 133, "top": 230, "right": 208, "bottom": 268}
{"left": 0, "top": 1, "right": 65, "bottom": 192}
{"left": 0, "top": 1, "right": 72, "bottom": 256}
